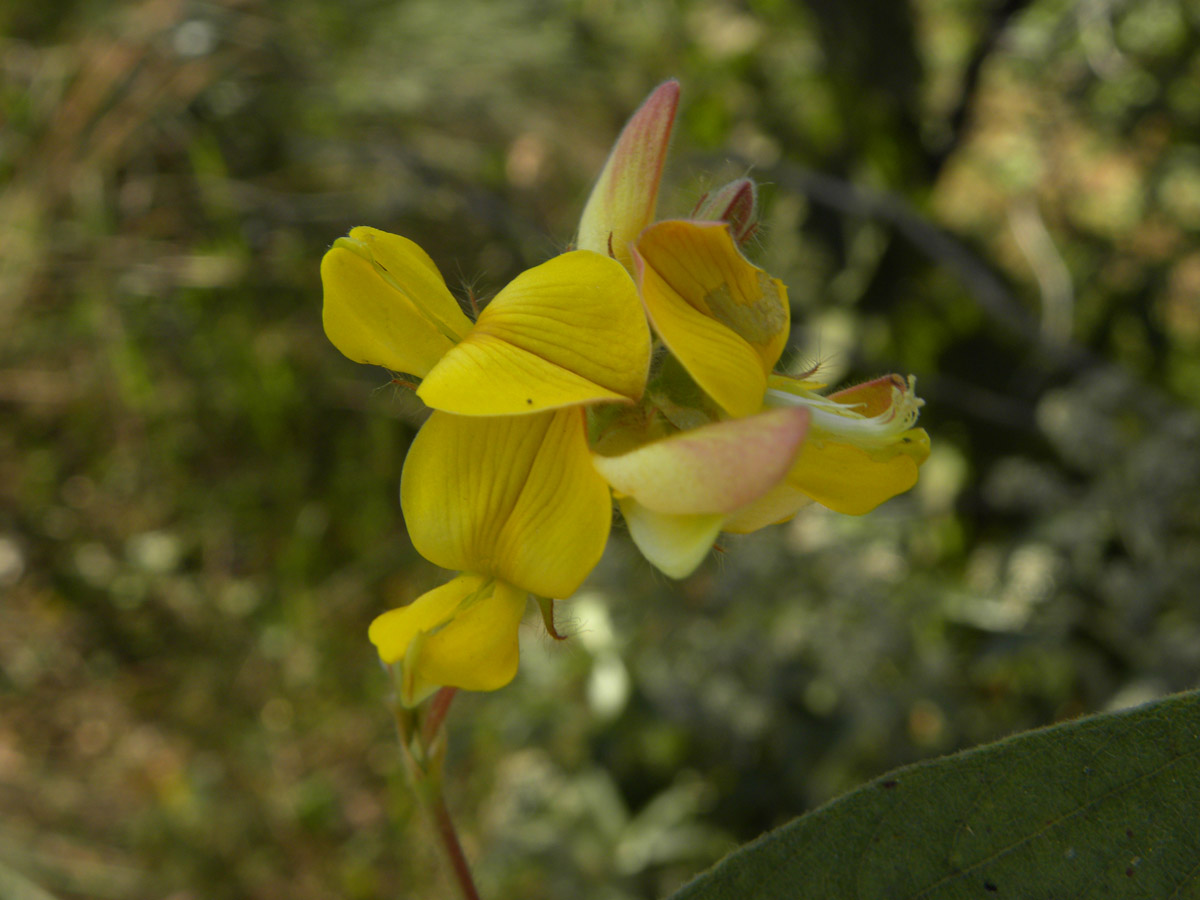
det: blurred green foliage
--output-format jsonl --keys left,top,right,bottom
{"left": 3, "top": 0, "right": 1200, "bottom": 898}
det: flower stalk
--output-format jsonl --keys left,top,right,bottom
{"left": 389, "top": 684, "right": 480, "bottom": 900}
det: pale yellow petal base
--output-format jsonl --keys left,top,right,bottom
{"left": 619, "top": 497, "right": 725, "bottom": 579}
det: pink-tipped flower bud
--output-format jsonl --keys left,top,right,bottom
{"left": 577, "top": 80, "right": 680, "bottom": 270}
{"left": 691, "top": 177, "right": 759, "bottom": 245}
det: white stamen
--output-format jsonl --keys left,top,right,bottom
{"left": 765, "top": 375, "right": 924, "bottom": 448}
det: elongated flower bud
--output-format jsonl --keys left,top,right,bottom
{"left": 577, "top": 81, "right": 680, "bottom": 270}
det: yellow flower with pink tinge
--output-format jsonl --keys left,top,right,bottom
{"left": 320, "top": 80, "right": 929, "bottom": 703}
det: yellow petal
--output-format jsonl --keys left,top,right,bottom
{"left": 418, "top": 251, "right": 650, "bottom": 415}
{"left": 578, "top": 80, "right": 679, "bottom": 270}
{"left": 321, "top": 227, "right": 472, "bottom": 377}
{"left": 619, "top": 497, "right": 724, "bottom": 579}
{"left": 592, "top": 408, "right": 809, "bottom": 515}
{"left": 637, "top": 221, "right": 789, "bottom": 362}
{"left": 416, "top": 580, "right": 528, "bottom": 694}
{"left": 721, "top": 483, "right": 813, "bottom": 534}
{"left": 369, "top": 574, "right": 488, "bottom": 664}
{"left": 787, "top": 428, "right": 931, "bottom": 515}
{"left": 368, "top": 575, "right": 528, "bottom": 703}
{"left": 633, "top": 221, "right": 789, "bottom": 417}
{"left": 637, "top": 249, "right": 765, "bottom": 418}
{"left": 346, "top": 227, "right": 473, "bottom": 341}
{"left": 400, "top": 409, "right": 612, "bottom": 598}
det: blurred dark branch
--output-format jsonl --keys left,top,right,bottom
{"left": 931, "top": 0, "right": 1034, "bottom": 174}
{"left": 755, "top": 159, "right": 1089, "bottom": 369}
{"left": 738, "top": 158, "right": 1194, "bottom": 424}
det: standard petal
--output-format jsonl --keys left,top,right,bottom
{"left": 368, "top": 575, "right": 528, "bottom": 703}
{"left": 619, "top": 497, "right": 724, "bottom": 579}
{"left": 401, "top": 409, "right": 612, "bottom": 598}
{"left": 418, "top": 251, "right": 651, "bottom": 415}
{"left": 321, "top": 228, "right": 471, "bottom": 377}
{"left": 633, "top": 221, "right": 788, "bottom": 417}
{"left": 592, "top": 408, "right": 809, "bottom": 515}
{"left": 577, "top": 80, "right": 679, "bottom": 269}
{"left": 787, "top": 428, "right": 931, "bottom": 515}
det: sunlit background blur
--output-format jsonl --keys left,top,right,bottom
{"left": 5, "top": 0, "right": 1200, "bottom": 897}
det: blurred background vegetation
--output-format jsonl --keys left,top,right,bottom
{"left": 4, "top": 0, "right": 1200, "bottom": 897}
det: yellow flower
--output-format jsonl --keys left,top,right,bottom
{"left": 324, "top": 78, "right": 933, "bottom": 699}
{"left": 589, "top": 218, "right": 930, "bottom": 578}
{"left": 572, "top": 84, "right": 821, "bottom": 575}
{"left": 321, "top": 227, "right": 651, "bottom": 703}
{"left": 572, "top": 80, "right": 929, "bottom": 579}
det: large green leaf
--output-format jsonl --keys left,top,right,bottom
{"left": 669, "top": 690, "right": 1200, "bottom": 899}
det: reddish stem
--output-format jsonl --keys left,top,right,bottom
{"left": 422, "top": 687, "right": 458, "bottom": 749}
{"left": 431, "top": 792, "right": 481, "bottom": 900}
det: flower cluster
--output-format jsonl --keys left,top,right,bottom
{"left": 321, "top": 81, "right": 929, "bottom": 704}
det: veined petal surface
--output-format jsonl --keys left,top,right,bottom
{"left": 401, "top": 409, "right": 612, "bottom": 598}
{"left": 578, "top": 80, "right": 679, "bottom": 270}
{"left": 619, "top": 497, "right": 724, "bottom": 579}
{"left": 633, "top": 221, "right": 788, "bottom": 417}
{"left": 321, "top": 227, "right": 472, "bottom": 377}
{"left": 368, "top": 575, "right": 527, "bottom": 703}
{"left": 418, "top": 251, "right": 650, "bottom": 415}
{"left": 592, "top": 408, "right": 809, "bottom": 515}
